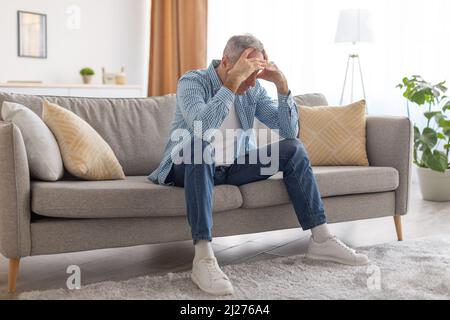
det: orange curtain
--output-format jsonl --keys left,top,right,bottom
{"left": 148, "top": 0, "right": 208, "bottom": 96}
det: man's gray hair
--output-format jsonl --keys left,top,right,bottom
{"left": 223, "top": 34, "right": 265, "bottom": 64}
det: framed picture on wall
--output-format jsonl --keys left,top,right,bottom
{"left": 17, "top": 11, "right": 47, "bottom": 59}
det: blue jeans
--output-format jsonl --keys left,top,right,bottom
{"left": 165, "top": 138, "right": 327, "bottom": 244}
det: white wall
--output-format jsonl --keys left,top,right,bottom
{"left": 0, "top": 0, "right": 150, "bottom": 92}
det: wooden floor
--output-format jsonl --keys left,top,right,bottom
{"left": 1, "top": 179, "right": 450, "bottom": 299}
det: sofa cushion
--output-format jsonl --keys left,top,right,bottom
{"left": 42, "top": 100, "right": 125, "bottom": 181}
{"left": 31, "top": 176, "right": 243, "bottom": 218}
{"left": 239, "top": 166, "right": 399, "bottom": 209}
{"left": 1, "top": 101, "right": 64, "bottom": 181}
{"left": 293, "top": 93, "right": 328, "bottom": 106}
{"left": 298, "top": 100, "right": 369, "bottom": 166}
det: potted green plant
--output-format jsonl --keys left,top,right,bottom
{"left": 80, "top": 67, "right": 95, "bottom": 84}
{"left": 397, "top": 75, "right": 450, "bottom": 201}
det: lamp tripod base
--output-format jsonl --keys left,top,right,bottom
{"left": 339, "top": 53, "right": 368, "bottom": 114}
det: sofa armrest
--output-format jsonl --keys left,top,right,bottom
{"left": 0, "top": 121, "right": 31, "bottom": 258}
{"left": 366, "top": 116, "right": 413, "bottom": 216}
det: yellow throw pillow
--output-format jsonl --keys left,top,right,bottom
{"left": 42, "top": 100, "right": 126, "bottom": 180}
{"left": 298, "top": 100, "right": 369, "bottom": 166}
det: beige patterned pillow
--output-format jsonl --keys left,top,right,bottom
{"left": 298, "top": 100, "right": 369, "bottom": 166}
{"left": 42, "top": 100, "right": 125, "bottom": 180}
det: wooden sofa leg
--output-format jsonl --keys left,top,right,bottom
{"left": 394, "top": 215, "right": 403, "bottom": 241}
{"left": 8, "top": 258, "right": 20, "bottom": 293}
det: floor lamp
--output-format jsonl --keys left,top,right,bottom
{"left": 335, "top": 9, "right": 373, "bottom": 112}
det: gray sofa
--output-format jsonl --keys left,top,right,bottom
{"left": 0, "top": 92, "right": 412, "bottom": 293}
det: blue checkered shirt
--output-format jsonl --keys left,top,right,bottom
{"left": 148, "top": 60, "right": 299, "bottom": 185}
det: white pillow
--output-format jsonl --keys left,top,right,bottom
{"left": 1, "top": 101, "right": 64, "bottom": 181}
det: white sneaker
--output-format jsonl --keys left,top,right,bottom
{"left": 191, "top": 256, "right": 234, "bottom": 296}
{"left": 305, "top": 236, "right": 370, "bottom": 266}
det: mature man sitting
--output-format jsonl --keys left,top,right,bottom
{"left": 149, "top": 34, "right": 369, "bottom": 296}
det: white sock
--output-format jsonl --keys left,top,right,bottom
{"left": 194, "top": 240, "right": 215, "bottom": 264}
{"left": 311, "top": 224, "right": 333, "bottom": 243}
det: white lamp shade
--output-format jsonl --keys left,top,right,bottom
{"left": 335, "top": 9, "right": 373, "bottom": 43}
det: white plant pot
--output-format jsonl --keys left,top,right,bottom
{"left": 82, "top": 75, "right": 93, "bottom": 84}
{"left": 416, "top": 166, "right": 450, "bottom": 201}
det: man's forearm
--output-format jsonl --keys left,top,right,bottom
{"left": 277, "top": 92, "right": 299, "bottom": 138}
{"left": 178, "top": 79, "right": 234, "bottom": 132}
{"left": 224, "top": 72, "right": 245, "bottom": 93}
{"left": 276, "top": 79, "right": 289, "bottom": 96}
{"left": 224, "top": 78, "right": 241, "bottom": 93}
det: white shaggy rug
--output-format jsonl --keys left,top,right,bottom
{"left": 18, "top": 235, "right": 450, "bottom": 300}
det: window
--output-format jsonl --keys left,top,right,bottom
{"left": 208, "top": 0, "right": 450, "bottom": 118}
